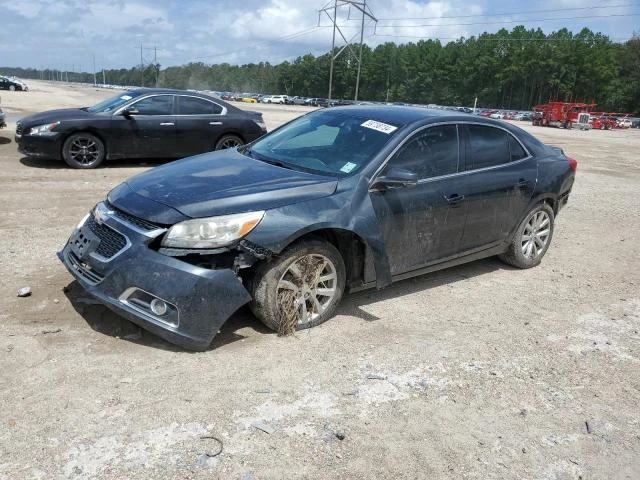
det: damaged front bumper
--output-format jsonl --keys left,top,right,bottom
{"left": 58, "top": 203, "right": 252, "bottom": 351}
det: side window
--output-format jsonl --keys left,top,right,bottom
{"left": 385, "top": 125, "right": 459, "bottom": 179}
{"left": 130, "top": 95, "right": 174, "bottom": 115}
{"left": 179, "top": 96, "right": 223, "bottom": 115}
{"left": 508, "top": 135, "right": 528, "bottom": 161}
{"left": 467, "top": 124, "right": 511, "bottom": 169}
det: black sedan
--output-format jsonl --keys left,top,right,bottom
{"left": 58, "top": 106, "right": 576, "bottom": 350}
{"left": 0, "top": 76, "right": 28, "bottom": 91}
{"left": 15, "top": 88, "right": 267, "bottom": 168}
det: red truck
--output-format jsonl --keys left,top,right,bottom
{"left": 532, "top": 102, "right": 596, "bottom": 130}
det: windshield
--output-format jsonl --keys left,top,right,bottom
{"left": 86, "top": 92, "right": 140, "bottom": 113}
{"left": 246, "top": 109, "right": 404, "bottom": 176}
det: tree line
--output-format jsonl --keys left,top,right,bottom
{"left": 2, "top": 27, "right": 639, "bottom": 114}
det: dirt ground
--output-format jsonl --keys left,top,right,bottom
{"left": 0, "top": 80, "right": 638, "bottom": 480}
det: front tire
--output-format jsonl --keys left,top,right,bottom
{"left": 499, "top": 203, "right": 555, "bottom": 269}
{"left": 249, "top": 239, "right": 346, "bottom": 335}
{"left": 9, "top": 85, "right": 16, "bottom": 91}
{"left": 62, "top": 132, "right": 105, "bottom": 169}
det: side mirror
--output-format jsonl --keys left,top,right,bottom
{"left": 122, "top": 108, "right": 139, "bottom": 118}
{"left": 371, "top": 167, "right": 418, "bottom": 190}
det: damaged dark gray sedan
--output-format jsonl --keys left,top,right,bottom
{"left": 58, "top": 106, "right": 576, "bottom": 350}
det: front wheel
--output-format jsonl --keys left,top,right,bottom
{"left": 9, "top": 85, "right": 16, "bottom": 91}
{"left": 249, "top": 239, "right": 346, "bottom": 335}
{"left": 499, "top": 203, "right": 555, "bottom": 269}
{"left": 62, "top": 132, "right": 105, "bottom": 168}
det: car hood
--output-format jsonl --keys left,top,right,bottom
{"left": 18, "top": 108, "right": 96, "bottom": 126}
{"left": 121, "top": 149, "right": 339, "bottom": 219}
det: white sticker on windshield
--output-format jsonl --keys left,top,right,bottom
{"left": 361, "top": 119, "right": 397, "bottom": 134}
{"left": 120, "top": 95, "right": 132, "bottom": 100}
{"left": 340, "top": 162, "right": 357, "bottom": 173}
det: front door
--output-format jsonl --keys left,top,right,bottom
{"left": 110, "top": 94, "right": 176, "bottom": 158}
{"left": 370, "top": 124, "right": 467, "bottom": 276}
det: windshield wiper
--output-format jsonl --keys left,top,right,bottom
{"left": 243, "top": 147, "right": 294, "bottom": 170}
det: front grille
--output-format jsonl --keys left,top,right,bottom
{"left": 86, "top": 215, "right": 127, "bottom": 258}
{"left": 109, "top": 205, "right": 160, "bottom": 231}
{"left": 16, "top": 122, "right": 23, "bottom": 136}
{"left": 67, "top": 251, "right": 104, "bottom": 284}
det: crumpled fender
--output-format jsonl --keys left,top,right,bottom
{"left": 243, "top": 176, "right": 392, "bottom": 288}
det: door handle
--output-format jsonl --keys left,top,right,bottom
{"left": 446, "top": 193, "right": 465, "bottom": 204}
{"left": 160, "top": 122, "right": 174, "bottom": 126}
{"left": 209, "top": 121, "right": 223, "bottom": 125}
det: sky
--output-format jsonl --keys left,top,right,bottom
{"left": 0, "top": 0, "right": 638, "bottom": 72}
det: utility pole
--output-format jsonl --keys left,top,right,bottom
{"left": 319, "top": 0, "right": 377, "bottom": 102}
{"left": 327, "top": 0, "right": 337, "bottom": 101}
{"left": 140, "top": 44, "right": 144, "bottom": 87}
{"left": 92, "top": 53, "right": 97, "bottom": 86}
{"left": 354, "top": 0, "right": 367, "bottom": 101}
{"left": 154, "top": 45, "right": 158, "bottom": 87}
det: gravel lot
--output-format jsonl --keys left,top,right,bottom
{"left": 0, "top": 81, "right": 638, "bottom": 479}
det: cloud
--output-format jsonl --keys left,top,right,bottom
{"left": 0, "top": 0, "right": 636, "bottom": 70}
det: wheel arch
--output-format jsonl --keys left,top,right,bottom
{"left": 273, "top": 227, "right": 370, "bottom": 290}
{"left": 214, "top": 130, "right": 245, "bottom": 147}
{"left": 60, "top": 128, "right": 109, "bottom": 160}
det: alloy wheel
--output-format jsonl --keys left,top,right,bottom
{"left": 69, "top": 136, "right": 101, "bottom": 165}
{"left": 276, "top": 254, "right": 338, "bottom": 328}
{"left": 521, "top": 210, "right": 551, "bottom": 259}
{"left": 218, "top": 137, "right": 242, "bottom": 149}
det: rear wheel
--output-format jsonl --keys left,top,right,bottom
{"left": 215, "top": 134, "right": 243, "bottom": 150}
{"left": 499, "top": 203, "right": 555, "bottom": 269}
{"left": 9, "top": 85, "right": 16, "bottom": 91}
{"left": 249, "top": 239, "right": 346, "bottom": 335}
{"left": 62, "top": 132, "right": 105, "bottom": 169}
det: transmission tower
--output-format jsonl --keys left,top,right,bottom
{"left": 319, "top": 0, "right": 377, "bottom": 102}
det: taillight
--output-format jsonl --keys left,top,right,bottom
{"left": 567, "top": 157, "right": 578, "bottom": 172}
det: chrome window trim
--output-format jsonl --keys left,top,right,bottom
{"left": 175, "top": 94, "right": 227, "bottom": 116}
{"left": 369, "top": 121, "right": 460, "bottom": 186}
{"left": 465, "top": 121, "right": 532, "bottom": 169}
{"left": 369, "top": 121, "right": 533, "bottom": 188}
{"left": 113, "top": 93, "right": 175, "bottom": 116}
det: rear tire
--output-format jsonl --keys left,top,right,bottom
{"left": 248, "top": 239, "right": 346, "bottom": 335}
{"left": 62, "top": 132, "right": 105, "bottom": 169}
{"left": 499, "top": 203, "right": 555, "bottom": 269}
{"left": 9, "top": 85, "right": 16, "bottom": 91}
{"left": 215, "top": 134, "right": 243, "bottom": 150}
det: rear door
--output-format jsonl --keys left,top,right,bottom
{"left": 175, "top": 95, "right": 226, "bottom": 156}
{"left": 457, "top": 123, "right": 537, "bottom": 252}
{"left": 370, "top": 124, "right": 467, "bottom": 275}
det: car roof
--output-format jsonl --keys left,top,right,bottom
{"left": 327, "top": 105, "right": 549, "bottom": 155}
{"left": 125, "top": 88, "right": 240, "bottom": 112}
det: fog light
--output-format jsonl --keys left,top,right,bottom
{"left": 150, "top": 298, "right": 168, "bottom": 316}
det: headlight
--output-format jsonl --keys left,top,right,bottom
{"left": 28, "top": 122, "right": 60, "bottom": 135}
{"left": 161, "top": 211, "right": 265, "bottom": 249}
